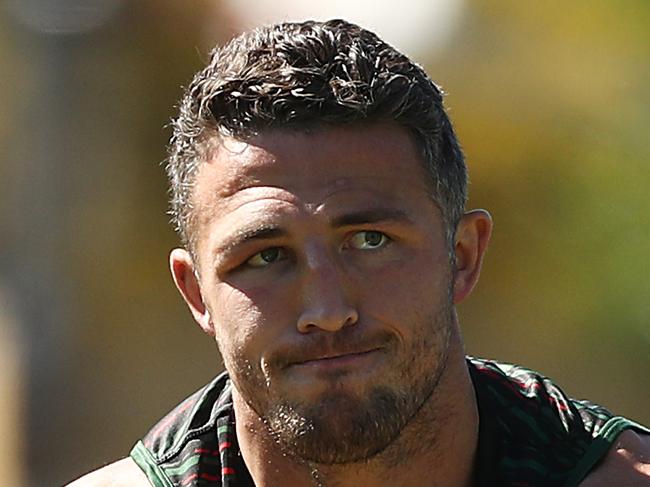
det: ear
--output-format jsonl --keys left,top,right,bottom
{"left": 169, "top": 248, "right": 215, "bottom": 337}
{"left": 452, "top": 210, "right": 493, "bottom": 304}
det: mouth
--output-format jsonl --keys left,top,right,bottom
{"left": 290, "top": 348, "right": 383, "bottom": 371}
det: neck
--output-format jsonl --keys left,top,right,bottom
{"left": 234, "top": 326, "right": 478, "bottom": 487}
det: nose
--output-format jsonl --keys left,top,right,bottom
{"left": 296, "top": 249, "right": 359, "bottom": 334}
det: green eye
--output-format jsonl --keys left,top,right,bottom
{"left": 246, "top": 247, "right": 286, "bottom": 267}
{"left": 348, "top": 231, "right": 389, "bottom": 250}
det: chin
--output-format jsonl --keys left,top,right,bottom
{"left": 262, "top": 384, "right": 420, "bottom": 465}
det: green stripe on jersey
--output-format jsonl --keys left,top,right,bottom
{"left": 130, "top": 441, "right": 174, "bottom": 487}
{"left": 161, "top": 454, "right": 201, "bottom": 477}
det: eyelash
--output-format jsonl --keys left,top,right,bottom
{"left": 345, "top": 230, "right": 391, "bottom": 251}
{"left": 245, "top": 247, "right": 288, "bottom": 268}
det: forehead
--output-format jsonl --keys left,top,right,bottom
{"left": 191, "top": 123, "right": 433, "bottom": 240}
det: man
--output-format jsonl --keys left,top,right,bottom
{"left": 70, "top": 19, "right": 649, "bottom": 486}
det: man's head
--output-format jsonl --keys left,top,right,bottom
{"left": 166, "top": 19, "right": 467, "bottom": 253}
{"left": 167, "top": 19, "right": 491, "bottom": 466}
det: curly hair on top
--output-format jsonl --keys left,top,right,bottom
{"left": 166, "top": 19, "right": 467, "bottom": 251}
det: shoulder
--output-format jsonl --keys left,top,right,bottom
{"left": 65, "top": 458, "right": 151, "bottom": 487}
{"left": 66, "top": 374, "right": 233, "bottom": 487}
{"left": 580, "top": 430, "right": 650, "bottom": 485}
{"left": 468, "top": 357, "right": 650, "bottom": 485}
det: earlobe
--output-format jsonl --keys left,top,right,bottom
{"left": 452, "top": 210, "right": 492, "bottom": 304}
{"left": 169, "top": 248, "right": 215, "bottom": 337}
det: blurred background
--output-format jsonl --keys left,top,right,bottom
{"left": 0, "top": 0, "right": 648, "bottom": 485}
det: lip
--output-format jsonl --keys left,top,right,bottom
{"left": 290, "top": 348, "right": 382, "bottom": 371}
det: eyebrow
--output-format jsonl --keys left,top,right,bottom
{"left": 219, "top": 226, "right": 288, "bottom": 254}
{"left": 331, "top": 208, "right": 414, "bottom": 227}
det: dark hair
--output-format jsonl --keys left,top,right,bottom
{"left": 166, "top": 19, "right": 467, "bottom": 250}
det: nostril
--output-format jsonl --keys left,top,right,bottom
{"left": 344, "top": 309, "right": 359, "bottom": 328}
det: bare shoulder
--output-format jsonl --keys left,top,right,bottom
{"left": 580, "top": 430, "right": 650, "bottom": 486}
{"left": 65, "top": 457, "right": 151, "bottom": 487}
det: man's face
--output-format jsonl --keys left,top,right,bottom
{"left": 184, "top": 123, "right": 457, "bottom": 463}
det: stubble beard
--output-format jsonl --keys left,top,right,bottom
{"left": 228, "top": 299, "right": 454, "bottom": 466}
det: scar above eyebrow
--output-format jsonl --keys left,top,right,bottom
{"left": 331, "top": 208, "right": 414, "bottom": 227}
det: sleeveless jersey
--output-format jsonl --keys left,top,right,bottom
{"left": 130, "top": 357, "right": 649, "bottom": 486}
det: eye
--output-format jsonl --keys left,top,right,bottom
{"left": 347, "top": 231, "right": 390, "bottom": 250}
{"left": 245, "top": 247, "right": 287, "bottom": 268}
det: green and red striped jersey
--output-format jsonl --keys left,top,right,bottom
{"left": 130, "top": 357, "right": 649, "bottom": 486}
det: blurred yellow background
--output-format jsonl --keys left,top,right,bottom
{"left": 0, "top": 1, "right": 648, "bottom": 485}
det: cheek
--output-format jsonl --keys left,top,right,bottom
{"left": 210, "top": 285, "right": 260, "bottom": 354}
{"left": 209, "top": 283, "right": 292, "bottom": 362}
{"left": 358, "top": 254, "right": 451, "bottom": 327}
